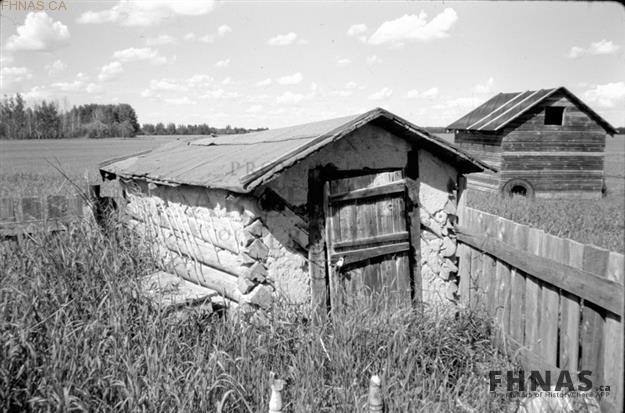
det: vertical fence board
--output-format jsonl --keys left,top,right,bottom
{"left": 22, "top": 197, "right": 43, "bottom": 221}
{"left": 47, "top": 195, "right": 69, "bottom": 219}
{"left": 540, "top": 233, "right": 564, "bottom": 368}
{"left": 580, "top": 245, "right": 608, "bottom": 388}
{"left": 481, "top": 213, "right": 498, "bottom": 317}
{"left": 603, "top": 252, "right": 623, "bottom": 412}
{"left": 561, "top": 240, "right": 583, "bottom": 374}
{"left": 0, "top": 198, "right": 16, "bottom": 222}
{"left": 508, "top": 223, "right": 528, "bottom": 345}
{"left": 494, "top": 217, "right": 512, "bottom": 343}
{"left": 524, "top": 228, "right": 543, "bottom": 354}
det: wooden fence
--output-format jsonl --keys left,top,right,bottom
{"left": 0, "top": 195, "right": 88, "bottom": 238}
{"left": 457, "top": 206, "right": 623, "bottom": 412}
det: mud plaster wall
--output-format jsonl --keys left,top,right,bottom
{"left": 121, "top": 181, "right": 310, "bottom": 306}
{"left": 265, "top": 123, "right": 461, "bottom": 306}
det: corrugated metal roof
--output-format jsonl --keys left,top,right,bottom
{"left": 446, "top": 87, "right": 617, "bottom": 134}
{"left": 100, "top": 108, "right": 493, "bottom": 193}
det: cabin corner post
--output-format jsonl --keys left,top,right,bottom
{"left": 406, "top": 149, "right": 422, "bottom": 305}
{"left": 308, "top": 167, "right": 329, "bottom": 321}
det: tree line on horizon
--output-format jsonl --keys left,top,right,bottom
{"left": 140, "top": 123, "right": 266, "bottom": 136}
{"left": 1, "top": 94, "right": 140, "bottom": 139}
{"left": 0, "top": 93, "right": 265, "bottom": 140}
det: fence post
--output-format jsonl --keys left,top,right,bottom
{"left": 368, "top": 374, "right": 383, "bottom": 412}
{"left": 268, "top": 372, "right": 285, "bottom": 413}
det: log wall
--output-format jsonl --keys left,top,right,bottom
{"left": 122, "top": 181, "right": 310, "bottom": 308}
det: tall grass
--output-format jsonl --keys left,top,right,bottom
{"left": 1, "top": 222, "right": 515, "bottom": 412}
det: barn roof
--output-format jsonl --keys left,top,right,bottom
{"left": 100, "top": 108, "right": 493, "bottom": 193}
{"left": 446, "top": 87, "right": 617, "bottom": 134}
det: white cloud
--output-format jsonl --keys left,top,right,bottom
{"left": 330, "top": 90, "right": 353, "bottom": 97}
{"left": 215, "top": 58, "right": 230, "bottom": 68}
{"left": 165, "top": 96, "right": 196, "bottom": 105}
{"left": 112, "top": 47, "right": 167, "bottom": 64}
{"left": 434, "top": 96, "right": 485, "bottom": 110}
{"left": 98, "top": 61, "right": 123, "bottom": 81}
{"left": 256, "top": 78, "right": 272, "bottom": 87}
{"left": 146, "top": 34, "right": 176, "bottom": 46}
{"left": 368, "top": 87, "right": 393, "bottom": 100}
{"left": 86, "top": 83, "right": 103, "bottom": 93}
{"left": 347, "top": 23, "right": 368, "bottom": 42}
{"left": 337, "top": 58, "right": 351, "bottom": 67}
{"left": 345, "top": 81, "right": 359, "bottom": 89}
{"left": 0, "top": 66, "right": 32, "bottom": 85}
{"left": 368, "top": 8, "right": 458, "bottom": 47}
{"left": 247, "top": 104, "right": 263, "bottom": 113}
{"left": 421, "top": 87, "right": 439, "bottom": 98}
{"left": 6, "top": 12, "right": 70, "bottom": 51}
{"left": 77, "top": 0, "right": 216, "bottom": 26}
{"left": 186, "top": 74, "right": 213, "bottom": 87}
{"left": 473, "top": 77, "right": 494, "bottom": 94}
{"left": 45, "top": 59, "right": 67, "bottom": 76}
{"left": 277, "top": 72, "right": 303, "bottom": 85}
{"left": 267, "top": 32, "right": 298, "bottom": 46}
{"left": 568, "top": 39, "right": 620, "bottom": 58}
{"left": 405, "top": 89, "right": 420, "bottom": 99}
{"left": 184, "top": 33, "right": 196, "bottom": 41}
{"left": 366, "top": 55, "right": 382, "bottom": 65}
{"left": 221, "top": 77, "right": 232, "bottom": 85}
{"left": 583, "top": 82, "right": 625, "bottom": 108}
{"left": 0, "top": 55, "right": 14, "bottom": 65}
{"left": 199, "top": 34, "right": 216, "bottom": 43}
{"left": 276, "top": 91, "right": 306, "bottom": 104}
{"left": 405, "top": 88, "right": 438, "bottom": 99}
{"left": 217, "top": 24, "right": 232, "bottom": 36}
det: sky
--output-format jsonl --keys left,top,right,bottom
{"left": 1, "top": 0, "right": 624, "bottom": 129}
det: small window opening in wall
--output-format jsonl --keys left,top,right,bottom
{"left": 545, "top": 106, "right": 565, "bottom": 125}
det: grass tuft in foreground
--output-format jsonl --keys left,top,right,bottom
{"left": 1, "top": 222, "right": 516, "bottom": 412}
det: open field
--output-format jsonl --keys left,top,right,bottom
{"left": 0, "top": 224, "right": 516, "bottom": 412}
{"left": 0, "top": 136, "right": 181, "bottom": 197}
{"left": 1, "top": 134, "right": 624, "bottom": 251}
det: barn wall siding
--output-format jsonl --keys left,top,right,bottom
{"left": 500, "top": 92, "right": 607, "bottom": 197}
{"left": 457, "top": 90, "right": 608, "bottom": 198}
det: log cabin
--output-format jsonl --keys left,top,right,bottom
{"left": 447, "top": 87, "right": 617, "bottom": 199}
{"left": 100, "top": 108, "right": 492, "bottom": 313}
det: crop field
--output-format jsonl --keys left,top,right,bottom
{"left": 1, "top": 134, "right": 624, "bottom": 251}
{"left": 0, "top": 136, "right": 180, "bottom": 197}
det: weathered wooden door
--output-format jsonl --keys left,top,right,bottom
{"left": 324, "top": 170, "right": 416, "bottom": 309}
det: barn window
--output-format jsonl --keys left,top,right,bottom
{"left": 544, "top": 106, "right": 565, "bottom": 125}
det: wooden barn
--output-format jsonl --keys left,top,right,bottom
{"left": 447, "top": 86, "right": 617, "bottom": 199}
{"left": 100, "top": 108, "right": 491, "bottom": 313}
